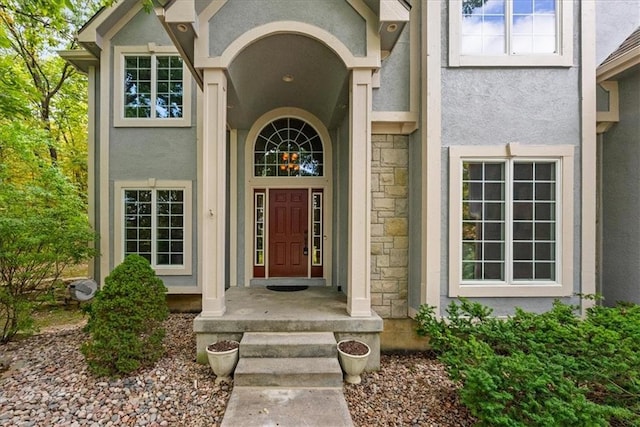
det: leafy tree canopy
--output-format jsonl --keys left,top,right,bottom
{"left": 0, "top": 121, "right": 97, "bottom": 343}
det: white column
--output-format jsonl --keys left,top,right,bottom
{"left": 347, "top": 68, "right": 372, "bottom": 317}
{"left": 200, "top": 69, "right": 227, "bottom": 316}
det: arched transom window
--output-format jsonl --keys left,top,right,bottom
{"left": 254, "top": 117, "right": 323, "bottom": 177}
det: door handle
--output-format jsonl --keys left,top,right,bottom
{"left": 303, "top": 230, "right": 308, "bottom": 256}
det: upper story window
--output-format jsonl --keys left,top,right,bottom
{"left": 114, "top": 45, "right": 192, "bottom": 127}
{"left": 124, "top": 55, "right": 183, "bottom": 119}
{"left": 449, "top": 0, "right": 573, "bottom": 67}
{"left": 254, "top": 117, "right": 324, "bottom": 177}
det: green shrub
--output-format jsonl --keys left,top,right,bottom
{"left": 416, "top": 298, "right": 640, "bottom": 426}
{"left": 0, "top": 160, "right": 97, "bottom": 343}
{"left": 81, "top": 255, "right": 169, "bottom": 377}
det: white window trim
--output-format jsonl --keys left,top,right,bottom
{"left": 448, "top": 0, "right": 573, "bottom": 67}
{"left": 254, "top": 191, "right": 266, "bottom": 267}
{"left": 113, "top": 44, "right": 192, "bottom": 127}
{"left": 311, "top": 191, "right": 323, "bottom": 267}
{"left": 114, "top": 179, "right": 193, "bottom": 276}
{"left": 449, "top": 144, "right": 574, "bottom": 297}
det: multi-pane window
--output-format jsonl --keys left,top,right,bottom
{"left": 462, "top": 162, "right": 506, "bottom": 281}
{"left": 461, "top": 159, "right": 558, "bottom": 283}
{"left": 124, "top": 54, "right": 184, "bottom": 119}
{"left": 450, "top": 0, "right": 572, "bottom": 66}
{"left": 461, "top": 0, "right": 557, "bottom": 55}
{"left": 123, "top": 189, "right": 185, "bottom": 268}
{"left": 254, "top": 192, "right": 266, "bottom": 266}
{"left": 312, "top": 192, "right": 323, "bottom": 266}
{"left": 254, "top": 118, "right": 323, "bottom": 177}
{"left": 450, "top": 145, "right": 573, "bottom": 297}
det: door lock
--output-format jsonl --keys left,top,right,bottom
{"left": 303, "top": 230, "right": 309, "bottom": 256}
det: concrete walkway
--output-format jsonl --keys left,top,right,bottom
{"left": 197, "top": 287, "right": 374, "bottom": 426}
{"left": 221, "top": 387, "right": 354, "bottom": 427}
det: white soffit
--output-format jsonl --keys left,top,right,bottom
{"left": 380, "top": 0, "right": 410, "bottom": 22}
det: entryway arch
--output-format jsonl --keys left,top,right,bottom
{"left": 201, "top": 27, "right": 375, "bottom": 318}
{"left": 244, "top": 108, "right": 333, "bottom": 285}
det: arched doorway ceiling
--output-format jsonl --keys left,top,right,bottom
{"left": 226, "top": 34, "right": 349, "bottom": 130}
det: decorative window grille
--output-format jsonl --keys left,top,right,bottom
{"left": 254, "top": 118, "right": 323, "bottom": 177}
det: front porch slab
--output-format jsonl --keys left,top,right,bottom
{"left": 194, "top": 287, "right": 383, "bottom": 370}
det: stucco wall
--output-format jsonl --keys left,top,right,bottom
{"left": 208, "top": 0, "right": 366, "bottom": 58}
{"left": 373, "top": 23, "right": 411, "bottom": 112}
{"left": 370, "top": 135, "right": 409, "bottom": 318}
{"left": 437, "top": 1, "right": 583, "bottom": 314}
{"left": 602, "top": 72, "right": 640, "bottom": 306}
{"left": 108, "top": 10, "right": 199, "bottom": 289}
{"left": 92, "top": 67, "right": 103, "bottom": 282}
{"left": 596, "top": 2, "right": 640, "bottom": 65}
{"left": 112, "top": 8, "right": 170, "bottom": 45}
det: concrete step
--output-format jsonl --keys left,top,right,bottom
{"left": 240, "top": 332, "right": 337, "bottom": 358}
{"left": 221, "top": 388, "right": 354, "bottom": 427}
{"left": 234, "top": 357, "right": 343, "bottom": 388}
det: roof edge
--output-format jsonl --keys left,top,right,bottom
{"left": 597, "top": 45, "right": 640, "bottom": 82}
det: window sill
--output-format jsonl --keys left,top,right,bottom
{"left": 153, "top": 266, "right": 192, "bottom": 276}
{"left": 451, "top": 283, "right": 572, "bottom": 298}
{"left": 114, "top": 117, "right": 192, "bottom": 128}
{"left": 449, "top": 54, "right": 573, "bottom": 68}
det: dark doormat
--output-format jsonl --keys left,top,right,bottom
{"left": 266, "top": 285, "right": 309, "bottom": 292}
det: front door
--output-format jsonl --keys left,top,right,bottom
{"left": 268, "top": 189, "right": 308, "bottom": 277}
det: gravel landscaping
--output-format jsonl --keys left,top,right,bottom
{"left": 0, "top": 314, "right": 474, "bottom": 426}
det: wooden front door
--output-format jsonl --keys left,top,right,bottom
{"left": 269, "top": 189, "right": 308, "bottom": 277}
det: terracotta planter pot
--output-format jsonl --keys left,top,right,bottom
{"left": 337, "top": 339, "right": 371, "bottom": 384}
{"left": 206, "top": 340, "right": 240, "bottom": 384}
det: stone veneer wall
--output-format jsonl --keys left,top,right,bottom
{"left": 370, "top": 134, "right": 408, "bottom": 318}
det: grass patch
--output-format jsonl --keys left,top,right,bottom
{"left": 62, "top": 263, "right": 89, "bottom": 278}
{"left": 32, "top": 305, "right": 86, "bottom": 331}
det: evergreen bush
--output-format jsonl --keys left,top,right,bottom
{"left": 416, "top": 298, "right": 640, "bottom": 426}
{"left": 82, "top": 255, "right": 169, "bottom": 377}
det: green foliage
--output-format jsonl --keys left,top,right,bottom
{"left": 82, "top": 255, "right": 169, "bottom": 377}
{"left": 0, "top": 122, "right": 96, "bottom": 342}
{"left": 0, "top": 0, "right": 154, "bottom": 188}
{"left": 462, "top": 0, "right": 489, "bottom": 14}
{"left": 416, "top": 298, "right": 640, "bottom": 426}
{"left": 0, "top": 0, "right": 104, "bottom": 188}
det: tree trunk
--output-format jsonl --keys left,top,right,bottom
{"left": 41, "top": 98, "right": 58, "bottom": 164}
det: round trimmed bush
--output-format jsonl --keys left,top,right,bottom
{"left": 82, "top": 255, "right": 169, "bottom": 377}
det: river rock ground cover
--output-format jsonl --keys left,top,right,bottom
{"left": 0, "top": 313, "right": 474, "bottom": 426}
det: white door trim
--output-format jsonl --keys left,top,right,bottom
{"left": 243, "top": 108, "right": 333, "bottom": 286}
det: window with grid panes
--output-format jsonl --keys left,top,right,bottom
{"left": 462, "top": 160, "right": 558, "bottom": 283}
{"left": 123, "top": 189, "right": 185, "bottom": 268}
{"left": 123, "top": 54, "right": 184, "bottom": 119}
{"left": 449, "top": 0, "right": 573, "bottom": 66}
{"left": 254, "top": 118, "right": 323, "bottom": 177}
